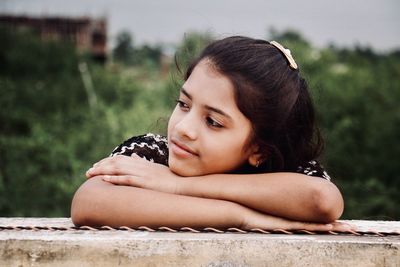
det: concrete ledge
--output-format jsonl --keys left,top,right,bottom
{"left": 1, "top": 218, "right": 399, "bottom": 267}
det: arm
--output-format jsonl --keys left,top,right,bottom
{"left": 177, "top": 173, "right": 344, "bottom": 223}
{"left": 71, "top": 176, "right": 239, "bottom": 229}
{"left": 71, "top": 176, "right": 337, "bottom": 231}
{"left": 86, "top": 156, "right": 344, "bottom": 223}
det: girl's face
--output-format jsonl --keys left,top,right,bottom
{"left": 167, "top": 59, "right": 259, "bottom": 176}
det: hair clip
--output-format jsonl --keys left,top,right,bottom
{"left": 269, "top": 41, "right": 298, "bottom": 70}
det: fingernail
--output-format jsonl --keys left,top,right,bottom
{"left": 102, "top": 176, "right": 110, "bottom": 181}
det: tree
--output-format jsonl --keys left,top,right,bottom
{"left": 112, "top": 31, "right": 135, "bottom": 65}
{"left": 174, "top": 31, "right": 215, "bottom": 73}
{"left": 112, "top": 31, "right": 163, "bottom": 68}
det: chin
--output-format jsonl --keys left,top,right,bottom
{"left": 169, "top": 164, "right": 195, "bottom": 177}
{"left": 168, "top": 159, "right": 201, "bottom": 177}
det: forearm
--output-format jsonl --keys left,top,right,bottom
{"left": 71, "top": 176, "right": 344, "bottom": 232}
{"left": 178, "top": 173, "right": 344, "bottom": 223}
{"left": 71, "top": 177, "right": 242, "bottom": 229}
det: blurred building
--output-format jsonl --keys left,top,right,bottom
{"left": 0, "top": 14, "right": 107, "bottom": 62}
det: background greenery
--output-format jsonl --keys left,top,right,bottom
{"left": 0, "top": 27, "right": 399, "bottom": 219}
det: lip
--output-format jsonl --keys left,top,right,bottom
{"left": 170, "top": 138, "right": 198, "bottom": 157}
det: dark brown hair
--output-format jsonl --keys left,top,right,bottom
{"left": 184, "top": 36, "right": 323, "bottom": 173}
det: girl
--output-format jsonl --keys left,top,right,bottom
{"left": 71, "top": 36, "right": 350, "bottom": 231}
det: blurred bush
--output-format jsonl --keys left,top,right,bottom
{"left": 0, "top": 27, "right": 172, "bottom": 216}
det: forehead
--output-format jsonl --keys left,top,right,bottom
{"left": 183, "top": 60, "right": 237, "bottom": 109}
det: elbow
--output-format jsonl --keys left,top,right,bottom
{"left": 71, "top": 207, "right": 86, "bottom": 227}
{"left": 70, "top": 184, "right": 91, "bottom": 226}
{"left": 70, "top": 193, "right": 88, "bottom": 227}
{"left": 313, "top": 181, "right": 344, "bottom": 223}
{"left": 70, "top": 178, "right": 105, "bottom": 227}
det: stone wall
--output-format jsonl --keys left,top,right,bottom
{"left": 1, "top": 218, "right": 399, "bottom": 267}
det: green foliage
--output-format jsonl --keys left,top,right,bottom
{"left": 112, "top": 31, "right": 134, "bottom": 64}
{"left": 1, "top": 28, "right": 399, "bottom": 219}
{"left": 112, "top": 31, "right": 162, "bottom": 68}
{"left": 174, "top": 31, "right": 215, "bottom": 72}
{"left": 0, "top": 28, "right": 173, "bottom": 216}
{"left": 316, "top": 48, "right": 400, "bottom": 220}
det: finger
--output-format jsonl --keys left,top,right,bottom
{"left": 86, "top": 158, "right": 114, "bottom": 177}
{"left": 93, "top": 155, "right": 127, "bottom": 167}
{"left": 279, "top": 220, "right": 333, "bottom": 231}
{"left": 271, "top": 218, "right": 333, "bottom": 231}
{"left": 336, "top": 221, "right": 357, "bottom": 231}
{"left": 87, "top": 155, "right": 138, "bottom": 178}
{"left": 92, "top": 156, "right": 115, "bottom": 167}
{"left": 296, "top": 222, "right": 333, "bottom": 232}
{"left": 102, "top": 175, "right": 137, "bottom": 186}
{"left": 94, "top": 155, "right": 135, "bottom": 168}
{"left": 86, "top": 164, "right": 125, "bottom": 178}
{"left": 330, "top": 221, "right": 356, "bottom": 232}
{"left": 92, "top": 155, "right": 145, "bottom": 173}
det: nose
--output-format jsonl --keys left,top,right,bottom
{"left": 174, "top": 111, "right": 198, "bottom": 141}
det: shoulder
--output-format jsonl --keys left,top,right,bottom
{"left": 110, "top": 133, "right": 169, "bottom": 165}
{"left": 296, "top": 160, "right": 331, "bottom": 181}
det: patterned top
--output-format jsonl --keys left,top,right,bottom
{"left": 111, "top": 133, "right": 331, "bottom": 181}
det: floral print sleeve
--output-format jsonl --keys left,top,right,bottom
{"left": 296, "top": 160, "right": 331, "bottom": 181}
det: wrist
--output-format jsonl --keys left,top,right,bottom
{"left": 174, "top": 176, "right": 192, "bottom": 196}
{"left": 224, "top": 201, "right": 247, "bottom": 229}
{"left": 175, "top": 175, "right": 224, "bottom": 199}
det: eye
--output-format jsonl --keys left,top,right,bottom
{"left": 206, "top": 117, "right": 223, "bottom": 128}
{"left": 176, "top": 99, "right": 189, "bottom": 111}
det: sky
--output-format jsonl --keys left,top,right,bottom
{"left": 1, "top": 0, "right": 399, "bottom": 51}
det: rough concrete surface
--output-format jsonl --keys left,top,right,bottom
{"left": 0, "top": 218, "right": 399, "bottom": 267}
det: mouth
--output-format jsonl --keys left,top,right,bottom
{"left": 170, "top": 138, "right": 198, "bottom": 157}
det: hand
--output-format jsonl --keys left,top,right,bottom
{"left": 86, "top": 155, "right": 181, "bottom": 195}
{"left": 329, "top": 221, "right": 358, "bottom": 232}
{"left": 239, "top": 205, "right": 356, "bottom": 232}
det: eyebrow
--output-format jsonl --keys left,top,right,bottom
{"left": 181, "top": 87, "right": 233, "bottom": 121}
{"left": 181, "top": 87, "right": 192, "bottom": 100}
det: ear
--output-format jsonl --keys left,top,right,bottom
{"left": 247, "top": 145, "right": 264, "bottom": 167}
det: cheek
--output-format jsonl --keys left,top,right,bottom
{"left": 167, "top": 107, "right": 179, "bottom": 135}
{"left": 201, "top": 137, "right": 248, "bottom": 170}
{"left": 212, "top": 123, "right": 253, "bottom": 167}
